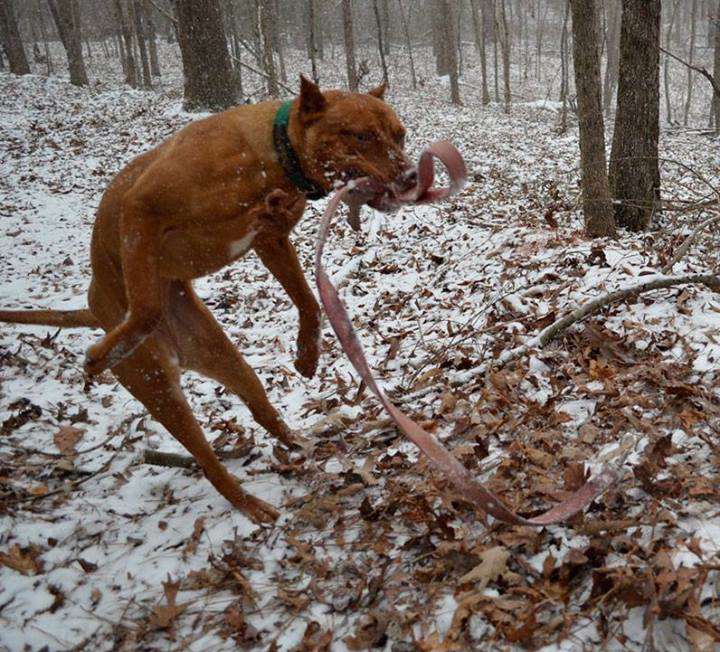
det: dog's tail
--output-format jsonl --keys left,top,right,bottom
{"left": 0, "top": 308, "right": 100, "bottom": 328}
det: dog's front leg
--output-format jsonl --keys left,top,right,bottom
{"left": 254, "top": 235, "right": 321, "bottom": 379}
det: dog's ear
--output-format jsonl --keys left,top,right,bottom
{"left": 299, "top": 75, "right": 326, "bottom": 118}
{"left": 367, "top": 82, "right": 387, "bottom": 101}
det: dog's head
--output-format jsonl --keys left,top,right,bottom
{"left": 293, "top": 76, "right": 416, "bottom": 212}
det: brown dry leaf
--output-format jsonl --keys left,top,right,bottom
{"left": 183, "top": 517, "right": 206, "bottom": 559}
{"left": 53, "top": 425, "right": 84, "bottom": 456}
{"left": 296, "top": 620, "right": 333, "bottom": 652}
{"left": 0, "top": 544, "right": 44, "bottom": 576}
{"left": 524, "top": 445, "right": 553, "bottom": 469}
{"left": 357, "top": 452, "right": 379, "bottom": 486}
{"left": 458, "top": 546, "right": 510, "bottom": 589}
{"left": 150, "top": 577, "right": 186, "bottom": 629}
{"left": 686, "top": 625, "right": 717, "bottom": 652}
{"left": 344, "top": 611, "right": 389, "bottom": 650}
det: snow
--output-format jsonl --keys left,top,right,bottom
{"left": 1, "top": 40, "right": 719, "bottom": 651}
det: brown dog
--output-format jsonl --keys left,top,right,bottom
{"left": 0, "top": 76, "right": 414, "bottom": 523}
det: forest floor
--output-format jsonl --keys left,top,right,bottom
{"left": 1, "top": 46, "right": 719, "bottom": 651}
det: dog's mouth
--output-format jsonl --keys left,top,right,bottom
{"left": 340, "top": 167, "right": 419, "bottom": 214}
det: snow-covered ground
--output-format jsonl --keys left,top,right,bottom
{"left": 1, "top": 44, "right": 719, "bottom": 651}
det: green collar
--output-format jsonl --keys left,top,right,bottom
{"left": 273, "top": 100, "right": 327, "bottom": 200}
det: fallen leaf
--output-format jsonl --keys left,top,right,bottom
{"left": 150, "top": 576, "right": 185, "bottom": 629}
{"left": 458, "top": 546, "right": 510, "bottom": 589}
{"left": 53, "top": 425, "right": 84, "bottom": 456}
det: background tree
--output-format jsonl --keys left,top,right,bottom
{"left": 0, "top": 0, "right": 30, "bottom": 75}
{"left": 602, "top": 0, "right": 621, "bottom": 115}
{"left": 470, "top": 0, "right": 490, "bottom": 105}
{"left": 437, "top": 0, "right": 460, "bottom": 105}
{"left": 114, "top": 0, "right": 137, "bottom": 87}
{"left": 258, "top": 0, "right": 278, "bottom": 96}
{"left": 48, "top": 0, "right": 89, "bottom": 86}
{"left": 570, "top": 0, "right": 615, "bottom": 237}
{"left": 341, "top": 0, "right": 358, "bottom": 91}
{"left": 175, "top": 0, "right": 235, "bottom": 111}
{"left": 608, "top": 0, "right": 661, "bottom": 231}
{"left": 130, "top": 0, "right": 151, "bottom": 88}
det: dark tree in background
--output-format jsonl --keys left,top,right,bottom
{"left": 130, "top": 0, "right": 152, "bottom": 89}
{"left": 341, "top": 0, "right": 358, "bottom": 91}
{"left": 570, "top": 0, "right": 615, "bottom": 237}
{"left": 114, "top": 0, "right": 137, "bottom": 88}
{"left": 602, "top": 0, "right": 621, "bottom": 116}
{"left": 0, "top": 0, "right": 30, "bottom": 75}
{"left": 609, "top": 0, "right": 661, "bottom": 231}
{"left": 48, "top": 0, "right": 89, "bottom": 86}
{"left": 175, "top": 0, "right": 235, "bottom": 111}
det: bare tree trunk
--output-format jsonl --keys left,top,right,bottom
{"left": 496, "top": 0, "right": 511, "bottom": 111}
{"left": 48, "top": 0, "right": 89, "bottom": 86}
{"left": 602, "top": 0, "right": 621, "bottom": 115}
{"left": 535, "top": 0, "right": 548, "bottom": 81}
{"left": 663, "top": 0, "right": 680, "bottom": 125}
{"left": 397, "top": 0, "right": 416, "bottom": 90}
{"left": 341, "top": 0, "right": 358, "bottom": 91}
{"left": 470, "top": 0, "right": 490, "bottom": 103}
{"left": 713, "top": 1, "right": 720, "bottom": 133}
{"left": 373, "top": 0, "right": 390, "bottom": 85}
{"left": 307, "top": 0, "right": 319, "bottom": 83}
{"left": 570, "top": 0, "right": 615, "bottom": 237}
{"left": 175, "top": 0, "right": 236, "bottom": 111}
{"left": 559, "top": 0, "right": 570, "bottom": 133}
{"left": 493, "top": 11, "right": 499, "bottom": 102}
{"left": 381, "top": 0, "right": 390, "bottom": 54}
{"left": 434, "top": 0, "right": 460, "bottom": 104}
{"left": 0, "top": 0, "right": 31, "bottom": 75}
{"left": 130, "top": 0, "right": 151, "bottom": 88}
{"left": 142, "top": 0, "right": 160, "bottom": 77}
{"left": 608, "top": 0, "right": 661, "bottom": 231}
{"left": 36, "top": 0, "right": 53, "bottom": 75}
{"left": 257, "top": 0, "right": 278, "bottom": 97}
{"left": 683, "top": 0, "right": 698, "bottom": 125}
{"left": 272, "top": 0, "right": 286, "bottom": 83}
{"left": 114, "top": 0, "right": 137, "bottom": 87}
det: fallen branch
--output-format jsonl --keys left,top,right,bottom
{"left": 662, "top": 213, "right": 720, "bottom": 273}
{"left": 493, "top": 273, "right": 720, "bottom": 371}
{"left": 661, "top": 46, "right": 720, "bottom": 97}
{"left": 142, "top": 447, "right": 249, "bottom": 469}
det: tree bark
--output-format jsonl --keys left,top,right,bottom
{"left": 130, "top": 0, "right": 151, "bottom": 88}
{"left": 258, "top": 0, "right": 278, "bottom": 97}
{"left": 496, "top": 0, "right": 511, "bottom": 112}
{"left": 397, "top": 0, "right": 416, "bottom": 90}
{"left": 341, "top": 0, "right": 358, "bottom": 91}
{"left": 142, "top": 0, "right": 160, "bottom": 76}
{"left": 470, "top": 0, "right": 490, "bottom": 104}
{"left": 683, "top": 0, "right": 698, "bottom": 126}
{"left": 713, "top": 0, "right": 720, "bottom": 133}
{"left": 602, "top": 0, "right": 621, "bottom": 115}
{"left": 114, "top": 0, "right": 137, "bottom": 87}
{"left": 47, "top": 0, "right": 89, "bottom": 86}
{"left": 435, "top": 0, "right": 460, "bottom": 104}
{"left": 175, "top": 0, "right": 236, "bottom": 111}
{"left": 608, "top": 0, "right": 661, "bottom": 231}
{"left": 0, "top": 0, "right": 31, "bottom": 75}
{"left": 663, "top": 0, "right": 680, "bottom": 125}
{"left": 570, "top": 0, "right": 615, "bottom": 237}
{"left": 307, "top": 0, "right": 319, "bottom": 83}
{"left": 373, "top": 0, "right": 390, "bottom": 85}
{"left": 559, "top": 0, "right": 570, "bottom": 133}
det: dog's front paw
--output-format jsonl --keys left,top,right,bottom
{"left": 84, "top": 342, "right": 111, "bottom": 376}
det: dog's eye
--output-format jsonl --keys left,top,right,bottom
{"left": 394, "top": 131, "right": 406, "bottom": 146}
{"left": 355, "top": 132, "right": 373, "bottom": 143}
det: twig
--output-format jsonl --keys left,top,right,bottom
{"left": 662, "top": 213, "right": 720, "bottom": 273}
{"left": 660, "top": 46, "right": 720, "bottom": 97}
{"left": 492, "top": 273, "right": 720, "bottom": 371}
{"left": 227, "top": 52, "right": 295, "bottom": 95}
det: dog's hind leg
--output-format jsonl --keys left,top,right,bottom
{"left": 110, "top": 336, "right": 279, "bottom": 522}
{"left": 167, "top": 281, "right": 298, "bottom": 448}
{"left": 85, "top": 210, "right": 165, "bottom": 375}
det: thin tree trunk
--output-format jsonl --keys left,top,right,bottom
{"left": 307, "top": 0, "right": 319, "bottom": 83}
{"left": 381, "top": 0, "right": 390, "bottom": 55}
{"left": 683, "top": 0, "right": 698, "bottom": 125}
{"left": 142, "top": 0, "right": 160, "bottom": 76}
{"left": 713, "top": 1, "right": 720, "bottom": 133}
{"left": 272, "top": 0, "right": 286, "bottom": 83}
{"left": 0, "top": 0, "right": 31, "bottom": 74}
{"left": 114, "top": 0, "right": 137, "bottom": 87}
{"left": 570, "top": 0, "right": 615, "bottom": 237}
{"left": 493, "top": 12, "right": 499, "bottom": 102}
{"left": 130, "top": 0, "right": 151, "bottom": 88}
{"left": 341, "top": 0, "right": 358, "bottom": 91}
{"left": 496, "top": 0, "right": 511, "bottom": 111}
{"left": 470, "top": 0, "right": 490, "bottom": 103}
{"left": 559, "top": 0, "right": 570, "bottom": 133}
{"left": 373, "top": 0, "right": 390, "bottom": 85}
{"left": 608, "top": 0, "right": 661, "bottom": 231}
{"left": 48, "top": 0, "right": 89, "bottom": 86}
{"left": 36, "top": 0, "right": 53, "bottom": 74}
{"left": 663, "top": 0, "right": 680, "bottom": 125}
{"left": 535, "top": 0, "right": 548, "bottom": 81}
{"left": 602, "top": 0, "right": 621, "bottom": 115}
{"left": 397, "top": 0, "right": 416, "bottom": 90}
{"left": 258, "top": 0, "right": 278, "bottom": 97}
